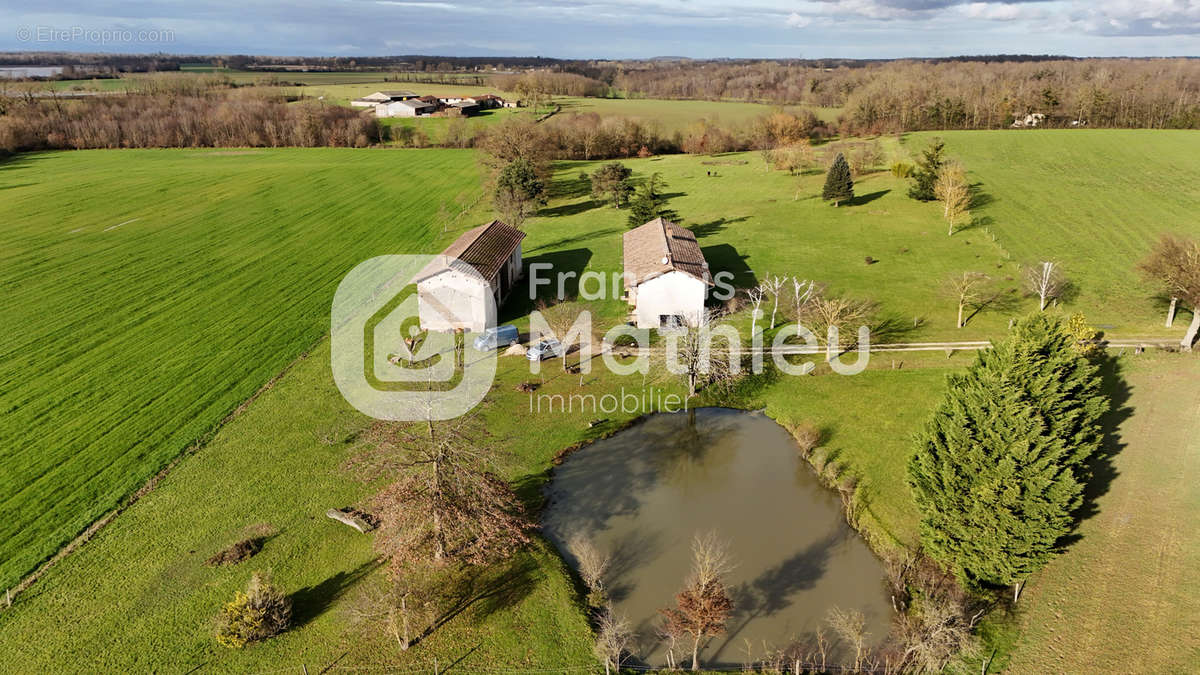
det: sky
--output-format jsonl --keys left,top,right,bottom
{"left": 2, "top": 1, "right": 1198, "bottom": 59}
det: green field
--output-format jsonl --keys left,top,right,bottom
{"left": 1, "top": 129, "right": 1198, "bottom": 670}
{"left": 0, "top": 323, "right": 968, "bottom": 670}
{"left": 0, "top": 148, "right": 486, "bottom": 591}
{"left": 919, "top": 130, "right": 1200, "bottom": 332}
{"left": 1005, "top": 354, "right": 1200, "bottom": 672}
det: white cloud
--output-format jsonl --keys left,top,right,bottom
{"left": 962, "top": 2, "right": 1027, "bottom": 20}
{"left": 786, "top": 12, "right": 814, "bottom": 27}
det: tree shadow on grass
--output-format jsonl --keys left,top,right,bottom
{"left": 691, "top": 216, "right": 749, "bottom": 239}
{"left": 846, "top": 189, "right": 889, "bottom": 206}
{"left": 545, "top": 169, "right": 592, "bottom": 200}
{"left": 538, "top": 199, "right": 601, "bottom": 218}
{"left": 290, "top": 559, "right": 382, "bottom": 629}
{"left": 425, "top": 555, "right": 542, "bottom": 636}
{"left": 1069, "top": 355, "right": 1134, "bottom": 531}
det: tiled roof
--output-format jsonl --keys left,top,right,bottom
{"left": 623, "top": 217, "right": 712, "bottom": 288}
{"left": 415, "top": 220, "right": 525, "bottom": 285}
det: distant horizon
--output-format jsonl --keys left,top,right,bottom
{"left": 4, "top": 1, "right": 1199, "bottom": 60}
{"left": 3, "top": 50, "right": 1198, "bottom": 63}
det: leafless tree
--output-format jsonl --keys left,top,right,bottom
{"left": 801, "top": 288, "right": 876, "bottom": 345}
{"left": 827, "top": 607, "right": 870, "bottom": 671}
{"left": 667, "top": 309, "right": 742, "bottom": 398}
{"left": 945, "top": 272, "right": 990, "bottom": 328}
{"left": 934, "top": 161, "right": 971, "bottom": 236}
{"left": 762, "top": 275, "right": 787, "bottom": 330}
{"left": 1140, "top": 234, "right": 1200, "bottom": 350}
{"left": 659, "top": 532, "right": 735, "bottom": 671}
{"left": 747, "top": 286, "right": 766, "bottom": 338}
{"left": 594, "top": 605, "right": 633, "bottom": 675}
{"left": 567, "top": 535, "right": 611, "bottom": 608}
{"left": 1024, "top": 261, "right": 1067, "bottom": 311}
{"left": 358, "top": 417, "right": 533, "bottom": 569}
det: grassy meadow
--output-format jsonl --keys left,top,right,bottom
{"left": 921, "top": 129, "right": 1200, "bottom": 332}
{"left": 1, "top": 126, "right": 1198, "bottom": 672}
{"left": 0, "top": 148, "right": 487, "bottom": 590}
{"left": 1003, "top": 354, "right": 1200, "bottom": 672}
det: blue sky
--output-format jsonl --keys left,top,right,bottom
{"left": 3, "top": 1, "right": 1198, "bottom": 58}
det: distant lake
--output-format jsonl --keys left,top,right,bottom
{"left": 0, "top": 67, "right": 65, "bottom": 78}
{"left": 542, "top": 408, "right": 892, "bottom": 668}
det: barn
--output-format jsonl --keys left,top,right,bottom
{"left": 623, "top": 217, "right": 713, "bottom": 329}
{"left": 414, "top": 220, "right": 525, "bottom": 333}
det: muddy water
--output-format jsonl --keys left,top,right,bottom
{"left": 542, "top": 408, "right": 892, "bottom": 668}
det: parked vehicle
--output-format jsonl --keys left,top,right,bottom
{"left": 526, "top": 337, "right": 564, "bottom": 361}
{"left": 473, "top": 324, "right": 520, "bottom": 352}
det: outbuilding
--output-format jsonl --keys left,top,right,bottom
{"left": 414, "top": 220, "right": 526, "bottom": 333}
{"left": 376, "top": 99, "right": 436, "bottom": 118}
{"left": 623, "top": 217, "right": 713, "bottom": 329}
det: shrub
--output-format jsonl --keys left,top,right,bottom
{"left": 793, "top": 423, "right": 823, "bottom": 458}
{"left": 890, "top": 162, "right": 914, "bottom": 178}
{"left": 216, "top": 572, "right": 292, "bottom": 648}
{"left": 206, "top": 537, "right": 263, "bottom": 567}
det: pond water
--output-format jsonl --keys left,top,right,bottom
{"left": 542, "top": 408, "right": 892, "bottom": 668}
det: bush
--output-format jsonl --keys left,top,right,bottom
{"left": 890, "top": 162, "right": 914, "bottom": 178}
{"left": 216, "top": 572, "right": 292, "bottom": 648}
{"left": 792, "top": 422, "right": 823, "bottom": 457}
{"left": 206, "top": 537, "right": 263, "bottom": 567}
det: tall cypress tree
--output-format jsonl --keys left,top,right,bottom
{"left": 821, "top": 153, "right": 854, "bottom": 206}
{"left": 908, "top": 314, "right": 1106, "bottom": 595}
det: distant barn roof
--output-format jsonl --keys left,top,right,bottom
{"left": 415, "top": 220, "right": 525, "bottom": 284}
{"left": 623, "top": 217, "right": 712, "bottom": 288}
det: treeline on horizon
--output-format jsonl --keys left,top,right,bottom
{"left": 607, "top": 58, "right": 1200, "bottom": 131}
{"left": 0, "top": 82, "right": 378, "bottom": 151}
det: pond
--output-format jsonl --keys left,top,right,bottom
{"left": 542, "top": 408, "right": 892, "bottom": 668}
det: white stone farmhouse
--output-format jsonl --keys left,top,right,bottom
{"left": 414, "top": 220, "right": 525, "bottom": 333}
{"left": 623, "top": 218, "right": 713, "bottom": 329}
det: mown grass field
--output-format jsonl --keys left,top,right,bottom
{"left": 1, "top": 128, "right": 1198, "bottom": 671}
{"left": 0, "top": 321, "right": 969, "bottom": 671}
{"left": 1005, "top": 354, "right": 1200, "bottom": 673}
{"left": 918, "top": 130, "right": 1200, "bottom": 332}
{"left": 0, "top": 148, "right": 486, "bottom": 591}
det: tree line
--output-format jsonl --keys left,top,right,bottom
{"left": 608, "top": 59, "right": 1200, "bottom": 131}
{"left": 0, "top": 88, "right": 378, "bottom": 151}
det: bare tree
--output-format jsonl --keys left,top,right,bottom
{"left": 567, "top": 536, "right": 611, "bottom": 608}
{"left": 667, "top": 309, "right": 741, "bottom": 398}
{"left": 594, "top": 605, "right": 633, "bottom": 675}
{"left": 1024, "top": 261, "right": 1067, "bottom": 311}
{"left": 359, "top": 418, "right": 533, "bottom": 569}
{"left": 945, "top": 272, "right": 990, "bottom": 328}
{"left": 1140, "top": 234, "right": 1200, "bottom": 351}
{"left": 762, "top": 275, "right": 787, "bottom": 330}
{"left": 934, "top": 161, "right": 971, "bottom": 236}
{"left": 827, "top": 607, "right": 870, "bottom": 671}
{"left": 801, "top": 289, "right": 875, "bottom": 345}
{"left": 747, "top": 286, "right": 766, "bottom": 337}
{"left": 659, "top": 532, "right": 735, "bottom": 671}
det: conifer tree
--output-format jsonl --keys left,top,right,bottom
{"left": 821, "top": 153, "right": 854, "bottom": 206}
{"left": 908, "top": 314, "right": 1106, "bottom": 597}
{"left": 908, "top": 138, "right": 946, "bottom": 201}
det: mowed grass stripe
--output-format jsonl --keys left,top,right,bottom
{"left": 920, "top": 130, "right": 1200, "bottom": 328}
{"left": 0, "top": 148, "right": 484, "bottom": 589}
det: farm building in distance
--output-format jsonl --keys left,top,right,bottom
{"left": 623, "top": 218, "right": 713, "bottom": 329}
{"left": 350, "top": 90, "right": 419, "bottom": 107}
{"left": 370, "top": 93, "right": 510, "bottom": 117}
{"left": 376, "top": 98, "right": 437, "bottom": 117}
{"left": 414, "top": 220, "right": 525, "bottom": 333}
